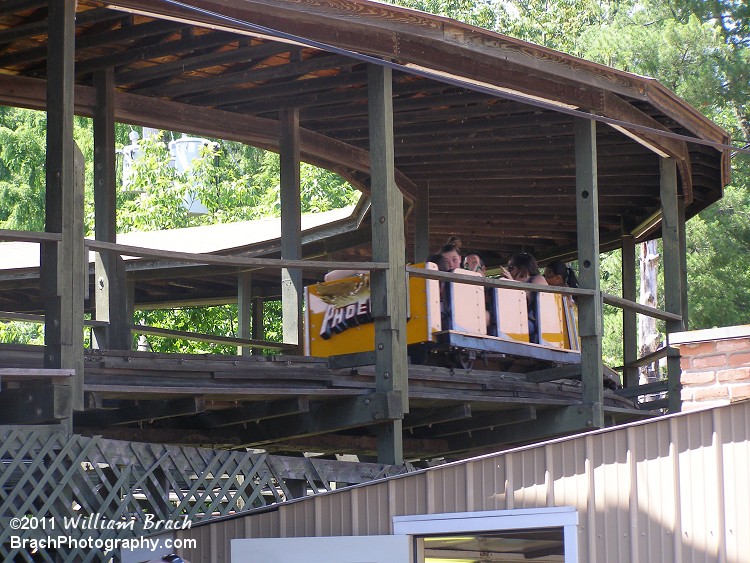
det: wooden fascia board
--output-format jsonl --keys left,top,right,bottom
{"left": 0, "top": 73, "right": 416, "bottom": 203}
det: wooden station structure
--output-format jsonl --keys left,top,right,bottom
{"left": 0, "top": 0, "right": 730, "bottom": 466}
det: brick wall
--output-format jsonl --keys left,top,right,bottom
{"left": 671, "top": 325, "right": 750, "bottom": 411}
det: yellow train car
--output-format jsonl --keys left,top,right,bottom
{"left": 305, "top": 263, "right": 580, "bottom": 366}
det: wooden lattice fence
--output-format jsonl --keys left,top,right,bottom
{"left": 0, "top": 428, "right": 408, "bottom": 562}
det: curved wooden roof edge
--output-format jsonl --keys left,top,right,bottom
{"left": 108, "top": 0, "right": 730, "bottom": 199}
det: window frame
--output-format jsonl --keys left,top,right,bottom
{"left": 393, "top": 506, "right": 579, "bottom": 563}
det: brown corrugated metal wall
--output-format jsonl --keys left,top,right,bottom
{"left": 176, "top": 400, "right": 750, "bottom": 562}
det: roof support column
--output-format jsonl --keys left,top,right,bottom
{"left": 621, "top": 234, "right": 638, "bottom": 389}
{"left": 414, "top": 183, "right": 430, "bottom": 263}
{"left": 574, "top": 117, "right": 604, "bottom": 428}
{"left": 93, "top": 68, "right": 130, "bottom": 351}
{"left": 280, "top": 108, "right": 303, "bottom": 348}
{"left": 42, "top": 0, "right": 83, "bottom": 418}
{"left": 238, "top": 272, "right": 253, "bottom": 356}
{"left": 368, "top": 64, "right": 407, "bottom": 465}
{"left": 660, "top": 158, "right": 684, "bottom": 412}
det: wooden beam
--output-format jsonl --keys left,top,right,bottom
{"left": 141, "top": 53, "right": 355, "bottom": 99}
{"left": 413, "top": 183, "right": 429, "bottom": 263}
{"left": 269, "top": 433, "right": 448, "bottom": 458}
{"left": 93, "top": 68, "right": 130, "bottom": 351}
{"left": 410, "top": 406, "right": 537, "bottom": 438}
{"left": 621, "top": 234, "right": 638, "bottom": 389}
{"left": 574, "top": 117, "right": 604, "bottom": 428}
{"left": 114, "top": 41, "right": 291, "bottom": 87}
{"left": 193, "top": 398, "right": 309, "bottom": 428}
{"left": 0, "top": 385, "right": 72, "bottom": 424}
{"left": 235, "top": 391, "right": 403, "bottom": 447}
{"left": 75, "top": 29, "right": 237, "bottom": 76}
{"left": 280, "top": 107, "right": 303, "bottom": 348}
{"left": 444, "top": 405, "right": 597, "bottom": 455}
{"left": 73, "top": 397, "right": 206, "bottom": 426}
{"left": 660, "top": 157, "right": 683, "bottom": 413}
{"left": 601, "top": 92, "right": 693, "bottom": 201}
{"left": 402, "top": 404, "right": 472, "bottom": 430}
{"left": 43, "top": 0, "right": 83, "bottom": 417}
{"left": 0, "top": 73, "right": 418, "bottom": 202}
{"left": 237, "top": 272, "right": 252, "bottom": 356}
{"left": 0, "top": 1, "right": 48, "bottom": 16}
{"left": 368, "top": 63, "right": 408, "bottom": 465}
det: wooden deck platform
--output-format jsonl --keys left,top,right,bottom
{"left": 0, "top": 344, "right": 651, "bottom": 460}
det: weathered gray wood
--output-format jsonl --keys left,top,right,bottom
{"left": 410, "top": 406, "right": 537, "bottom": 438}
{"left": 602, "top": 293, "right": 682, "bottom": 322}
{"left": 574, "top": 117, "right": 604, "bottom": 427}
{"left": 444, "top": 404, "right": 596, "bottom": 455}
{"left": 237, "top": 272, "right": 253, "bottom": 356}
{"left": 414, "top": 183, "right": 430, "bottom": 262}
{"left": 621, "top": 234, "right": 638, "bottom": 388}
{"left": 615, "top": 379, "right": 669, "bottom": 399}
{"left": 280, "top": 107, "right": 303, "bottom": 348}
{"left": 660, "top": 157, "right": 683, "bottom": 413}
{"left": 0, "top": 229, "right": 61, "bottom": 242}
{"left": 403, "top": 404, "right": 472, "bottom": 430}
{"left": 368, "top": 63, "right": 408, "bottom": 464}
{"left": 0, "top": 385, "right": 72, "bottom": 423}
{"left": 74, "top": 397, "right": 205, "bottom": 426}
{"left": 93, "top": 68, "right": 130, "bottom": 351}
{"left": 252, "top": 295, "right": 265, "bottom": 356}
{"left": 131, "top": 323, "right": 296, "bottom": 350}
{"left": 678, "top": 196, "right": 689, "bottom": 330}
{"left": 236, "top": 391, "right": 403, "bottom": 447}
{"left": 85, "top": 238, "right": 387, "bottom": 271}
{"left": 194, "top": 398, "right": 310, "bottom": 428}
{"left": 43, "top": 0, "right": 82, "bottom": 418}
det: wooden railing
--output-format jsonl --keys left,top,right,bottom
{"left": 1, "top": 231, "right": 681, "bottom": 410}
{"left": 406, "top": 266, "right": 681, "bottom": 411}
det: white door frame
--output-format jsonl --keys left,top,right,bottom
{"left": 393, "top": 506, "right": 579, "bottom": 562}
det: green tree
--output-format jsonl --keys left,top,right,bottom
{"left": 120, "top": 131, "right": 359, "bottom": 354}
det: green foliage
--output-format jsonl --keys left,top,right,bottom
{"left": 134, "top": 306, "right": 239, "bottom": 355}
{"left": 0, "top": 107, "right": 48, "bottom": 231}
{"left": 0, "top": 321, "right": 43, "bottom": 346}
{"left": 117, "top": 133, "right": 359, "bottom": 233}
{"left": 117, "top": 132, "right": 358, "bottom": 354}
{"left": 686, "top": 185, "right": 750, "bottom": 328}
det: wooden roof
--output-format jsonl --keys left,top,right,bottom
{"left": 0, "top": 0, "right": 730, "bottom": 264}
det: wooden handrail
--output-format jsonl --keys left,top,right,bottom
{"left": 86, "top": 239, "right": 387, "bottom": 272}
{"left": 614, "top": 346, "right": 670, "bottom": 371}
{"left": 131, "top": 323, "right": 296, "bottom": 350}
{"left": 0, "top": 229, "right": 62, "bottom": 243}
{"left": 405, "top": 266, "right": 595, "bottom": 296}
{"left": 0, "top": 311, "right": 108, "bottom": 328}
{"left": 602, "top": 293, "right": 682, "bottom": 322}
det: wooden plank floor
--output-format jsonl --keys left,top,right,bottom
{"left": 0, "top": 345, "right": 648, "bottom": 460}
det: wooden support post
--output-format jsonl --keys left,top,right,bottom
{"left": 414, "top": 183, "right": 430, "bottom": 263}
{"left": 660, "top": 158, "right": 683, "bottom": 413}
{"left": 678, "top": 197, "right": 689, "bottom": 330}
{"left": 42, "top": 0, "right": 83, "bottom": 419}
{"left": 237, "top": 272, "right": 253, "bottom": 356}
{"left": 93, "top": 68, "right": 130, "bottom": 350}
{"left": 368, "top": 64, "right": 407, "bottom": 464}
{"left": 252, "top": 296, "right": 264, "bottom": 356}
{"left": 574, "top": 117, "right": 604, "bottom": 428}
{"left": 280, "top": 108, "right": 303, "bottom": 348}
{"left": 621, "top": 234, "right": 638, "bottom": 389}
